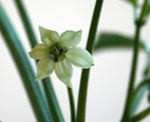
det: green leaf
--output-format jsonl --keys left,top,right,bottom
{"left": 130, "top": 107, "right": 150, "bottom": 122}
{"left": 143, "top": 52, "right": 150, "bottom": 76}
{"left": 94, "top": 32, "right": 146, "bottom": 52}
{"left": 0, "top": 5, "right": 53, "bottom": 122}
{"left": 94, "top": 32, "right": 150, "bottom": 118}
{"left": 144, "top": 2, "right": 150, "bottom": 21}
{"left": 125, "top": 0, "right": 138, "bottom": 7}
{"left": 14, "top": 0, "right": 65, "bottom": 121}
{"left": 131, "top": 76, "right": 150, "bottom": 116}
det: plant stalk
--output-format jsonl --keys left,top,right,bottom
{"left": 14, "top": 0, "right": 64, "bottom": 121}
{"left": 121, "top": 0, "right": 149, "bottom": 121}
{"left": 67, "top": 87, "right": 75, "bottom": 122}
{"left": 76, "top": 0, "right": 103, "bottom": 122}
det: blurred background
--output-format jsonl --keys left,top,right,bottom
{"left": 0, "top": 0, "right": 150, "bottom": 122}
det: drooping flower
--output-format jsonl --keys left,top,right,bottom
{"left": 29, "top": 26, "right": 94, "bottom": 87}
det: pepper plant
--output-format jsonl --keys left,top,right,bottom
{"left": 0, "top": 0, "right": 150, "bottom": 122}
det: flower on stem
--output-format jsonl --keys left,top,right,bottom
{"left": 29, "top": 26, "right": 94, "bottom": 87}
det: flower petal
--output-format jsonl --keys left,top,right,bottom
{"left": 55, "top": 59, "right": 72, "bottom": 87}
{"left": 35, "top": 57, "right": 54, "bottom": 80}
{"left": 29, "top": 44, "right": 49, "bottom": 59}
{"left": 39, "top": 26, "right": 59, "bottom": 47}
{"left": 66, "top": 47, "right": 94, "bottom": 68}
{"left": 59, "top": 30, "right": 82, "bottom": 47}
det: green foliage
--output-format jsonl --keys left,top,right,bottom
{"left": 125, "top": 0, "right": 138, "bottom": 7}
{"left": 94, "top": 31, "right": 150, "bottom": 120}
{"left": 144, "top": 2, "right": 150, "bottom": 20}
{"left": 0, "top": 5, "right": 53, "bottom": 122}
{"left": 125, "top": 0, "right": 150, "bottom": 22}
{"left": 76, "top": 0, "right": 104, "bottom": 122}
{"left": 130, "top": 107, "right": 150, "bottom": 121}
{"left": 14, "top": 0, "right": 65, "bottom": 121}
{"left": 131, "top": 77, "right": 150, "bottom": 116}
{"left": 1, "top": 0, "right": 150, "bottom": 122}
{"left": 94, "top": 32, "right": 146, "bottom": 51}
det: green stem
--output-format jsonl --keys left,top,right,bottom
{"left": 14, "top": 0, "right": 64, "bottom": 121}
{"left": 67, "top": 87, "right": 75, "bottom": 122}
{"left": 121, "top": 23, "right": 141, "bottom": 122}
{"left": 121, "top": 0, "right": 149, "bottom": 121}
{"left": 130, "top": 108, "right": 150, "bottom": 122}
{"left": 42, "top": 79, "right": 64, "bottom": 122}
{"left": 76, "top": 0, "right": 103, "bottom": 122}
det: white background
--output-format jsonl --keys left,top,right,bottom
{"left": 0, "top": 0, "right": 150, "bottom": 122}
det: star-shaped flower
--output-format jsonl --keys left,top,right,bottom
{"left": 29, "top": 26, "right": 94, "bottom": 87}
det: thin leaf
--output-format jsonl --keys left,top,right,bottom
{"left": 131, "top": 76, "right": 150, "bottom": 116}
{"left": 14, "top": 0, "right": 64, "bottom": 121}
{"left": 94, "top": 32, "right": 146, "bottom": 52}
{"left": 125, "top": 0, "right": 138, "bottom": 8}
{"left": 0, "top": 5, "right": 53, "bottom": 122}
{"left": 130, "top": 107, "right": 150, "bottom": 122}
{"left": 143, "top": 52, "right": 150, "bottom": 76}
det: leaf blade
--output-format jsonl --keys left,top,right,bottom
{"left": 0, "top": 5, "right": 53, "bottom": 122}
{"left": 14, "top": 0, "right": 64, "bottom": 121}
{"left": 131, "top": 76, "right": 150, "bottom": 116}
{"left": 94, "top": 32, "right": 146, "bottom": 52}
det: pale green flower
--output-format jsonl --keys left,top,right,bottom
{"left": 29, "top": 26, "right": 94, "bottom": 87}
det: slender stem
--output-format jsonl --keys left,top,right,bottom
{"left": 67, "top": 87, "right": 75, "bottom": 122}
{"left": 121, "top": 23, "right": 141, "bottom": 122}
{"left": 42, "top": 78, "right": 65, "bottom": 122}
{"left": 130, "top": 108, "right": 150, "bottom": 122}
{"left": 121, "top": 0, "right": 149, "bottom": 121}
{"left": 14, "top": 0, "right": 64, "bottom": 121}
{"left": 76, "top": 0, "right": 103, "bottom": 122}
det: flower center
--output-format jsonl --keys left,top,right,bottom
{"left": 49, "top": 43, "right": 68, "bottom": 62}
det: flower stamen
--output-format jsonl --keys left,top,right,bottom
{"left": 49, "top": 43, "right": 68, "bottom": 62}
